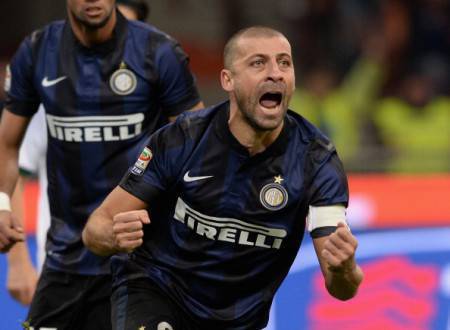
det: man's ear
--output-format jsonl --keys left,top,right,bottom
{"left": 220, "top": 69, "right": 233, "bottom": 92}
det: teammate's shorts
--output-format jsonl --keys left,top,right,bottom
{"left": 26, "top": 266, "right": 112, "bottom": 330}
{"left": 111, "top": 278, "right": 200, "bottom": 330}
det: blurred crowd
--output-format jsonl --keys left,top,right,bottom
{"left": 281, "top": 0, "right": 450, "bottom": 172}
{"left": 1, "top": 0, "right": 449, "bottom": 173}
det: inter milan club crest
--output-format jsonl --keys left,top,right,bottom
{"left": 131, "top": 147, "right": 153, "bottom": 175}
{"left": 110, "top": 62, "right": 137, "bottom": 95}
{"left": 260, "top": 175, "right": 289, "bottom": 211}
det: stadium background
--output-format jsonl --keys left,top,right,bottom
{"left": 0, "top": 1, "right": 449, "bottom": 329}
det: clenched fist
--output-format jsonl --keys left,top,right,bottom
{"left": 0, "top": 211, "right": 25, "bottom": 253}
{"left": 321, "top": 222, "right": 358, "bottom": 273}
{"left": 112, "top": 210, "right": 150, "bottom": 253}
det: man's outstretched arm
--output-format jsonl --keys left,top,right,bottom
{"left": 7, "top": 176, "right": 38, "bottom": 305}
{"left": 0, "top": 110, "right": 30, "bottom": 252}
{"left": 82, "top": 186, "right": 150, "bottom": 256}
{"left": 313, "top": 222, "right": 364, "bottom": 300}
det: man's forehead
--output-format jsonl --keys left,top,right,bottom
{"left": 235, "top": 35, "right": 292, "bottom": 58}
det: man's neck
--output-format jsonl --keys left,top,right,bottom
{"left": 228, "top": 104, "right": 283, "bottom": 156}
{"left": 69, "top": 10, "right": 117, "bottom": 47}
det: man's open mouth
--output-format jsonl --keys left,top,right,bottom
{"left": 259, "top": 92, "right": 282, "bottom": 109}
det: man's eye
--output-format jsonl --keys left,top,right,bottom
{"left": 279, "top": 60, "right": 291, "bottom": 67}
{"left": 252, "top": 60, "right": 264, "bottom": 67}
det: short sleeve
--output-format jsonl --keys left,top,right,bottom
{"left": 155, "top": 41, "right": 201, "bottom": 117}
{"left": 309, "top": 153, "right": 349, "bottom": 207}
{"left": 119, "top": 121, "right": 187, "bottom": 204}
{"left": 5, "top": 36, "right": 40, "bottom": 117}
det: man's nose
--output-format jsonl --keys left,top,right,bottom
{"left": 267, "top": 60, "right": 284, "bottom": 81}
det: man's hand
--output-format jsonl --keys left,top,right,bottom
{"left": 0, "top": 211, "right": 25, "bottom": 253}
{"left": 112, "top": 210, "right": 150, "bottom": 253}
{"left": 321, "top": 222, "right": 358, "bottom": 273}
{"left": 7, "top": 251, "right": 38, "bottom": 305}
{"left": 314, "top": 222, "right": 363, "bottom": 300}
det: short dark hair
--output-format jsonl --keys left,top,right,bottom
{"left": 223, "top": 26, "right": 286, "bottom": 70}
{"left": 117, "top": 0, "right": 150, "bottom": 21}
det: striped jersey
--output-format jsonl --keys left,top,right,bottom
{"left": 114, "top": 101, "right": 349, "bottom": 329}
{"left": 5, "top": 11, "right": 201, "bottom": 275}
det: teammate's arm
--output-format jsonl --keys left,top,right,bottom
{"left": 312, "top": 222, "right": 363, "bottom": 300}
{"left": 7, "top": 176, "right": 38, "bottom": 305}
{"left": 0, "top": 110, "right": 30, "bottom": 252}
{"left": 82, "top": 186, "right": 150, "bottom": 256}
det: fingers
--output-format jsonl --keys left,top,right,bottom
{"left": 321, "top": 249, "right": 342, "bottom": 268}
{"left": 334, "top": 222, "right": 357, "bottom": 247}
{"left": 0, "top": 213, "right": 25, "bottom": 252}
{"left": 112, "top": 210, "right": 149, "bottom": 253}
{"left": 321, "top": 224, "right": 358, "bottom": 270}
{"left": 10, "top": 215, "right": 24, "bottom": 233}
{"left": 0, "top": 231, "right": 10, "bottom": 251}
{"left": 7, "top": 227, "right": 25, "bottom": 243}
{"left": 114, "top": 210, "right": 150, "bottom": 225}
{"left": 115, "top": 238, "right": 143, "bottom": 253}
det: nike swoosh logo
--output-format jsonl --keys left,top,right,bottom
{"left": 42, "top": 76, "right": 67, "bottom": 87}
{"left": 183, "top": 171, "right": 213, "bottom": 183}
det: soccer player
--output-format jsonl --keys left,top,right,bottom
{"left": 83, "top": 26, "right": 364, "bottom": 329}
{"left": 5, "top": 0, "right": 152, "bottom": 307}
{"left": 0, "top": 0, "right": 202, "bottom": 328}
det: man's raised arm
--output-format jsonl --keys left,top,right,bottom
{"left": 82, "top": 186, "right": 150, "bottom": 256}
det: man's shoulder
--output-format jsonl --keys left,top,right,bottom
{"left": 286, "top": 110, "right": 328, "bottom": 144}
{"left": 286, "top": 110, "right": 336, "bottom": 166}
{"left": 23, "top": 20, "right": 65, "bottom": 51}
{"left": 127, "top": 20, "right": 177, "bottom": 45}
{"left": 155, "top": 103, "right": 223, "bottom": 144}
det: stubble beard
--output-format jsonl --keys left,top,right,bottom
{"left": 235, "top": 90, "right": 285, "bottom": 132}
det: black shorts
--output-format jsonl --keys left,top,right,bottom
{"left": 111, "top": 278, "right": 198, "bottom": 330}
{"left": 26, "top": 266, "right": 112, "bottom": 330}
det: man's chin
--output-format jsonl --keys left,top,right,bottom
{"left": 83, "top": 17, "right": 110, "bottom": 29}
{"left": 78, "top": 13, "right": 111, "bottom": 30}
{"left": 249, "top": 117, "right": 284, "bottom": 132}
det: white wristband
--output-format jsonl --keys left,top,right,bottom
{"left": 0, "top": 192, "right": 11, "bottom": 212}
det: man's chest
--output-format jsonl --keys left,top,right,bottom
{"left": 170, "top": 147, "right": 308, "bottom": 250}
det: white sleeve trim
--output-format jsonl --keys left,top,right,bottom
{"left": 306, "top": 205, "right": 348, "bottom": 232}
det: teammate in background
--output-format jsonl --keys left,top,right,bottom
{"left": 83, "top": 26, "right": 363, "bottom": 329}
{"left": 0, "top": 0, "right": 203, "bottom": 328}
{"left": 5, "top": 0, "right": 152, "bottom": 307}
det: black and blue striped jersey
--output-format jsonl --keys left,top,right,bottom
{"left": 114, "top": 101, "right": 349, "bottom": 329}
{"left": 5, "top": 11, "right": 201, "bottom": 275}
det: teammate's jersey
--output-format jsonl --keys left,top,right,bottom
{"left": 5, "top": 12, "right": 201, "bottom": 275}
{"left": 114, "top": 101, "right": 348, "bottom": 329}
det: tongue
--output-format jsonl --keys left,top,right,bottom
{"left": 260, "top": 99, "right": 278, "bottom": 108}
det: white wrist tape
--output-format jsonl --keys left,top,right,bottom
{"left": 306, "top": 205, "right": 348, "bottom": 232}
{"left": 0, "top": 192, "right": 11, "bottom": 212}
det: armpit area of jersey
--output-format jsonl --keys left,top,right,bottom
{"left": 4, "top": 100, "right": 40, "bottom": 117}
